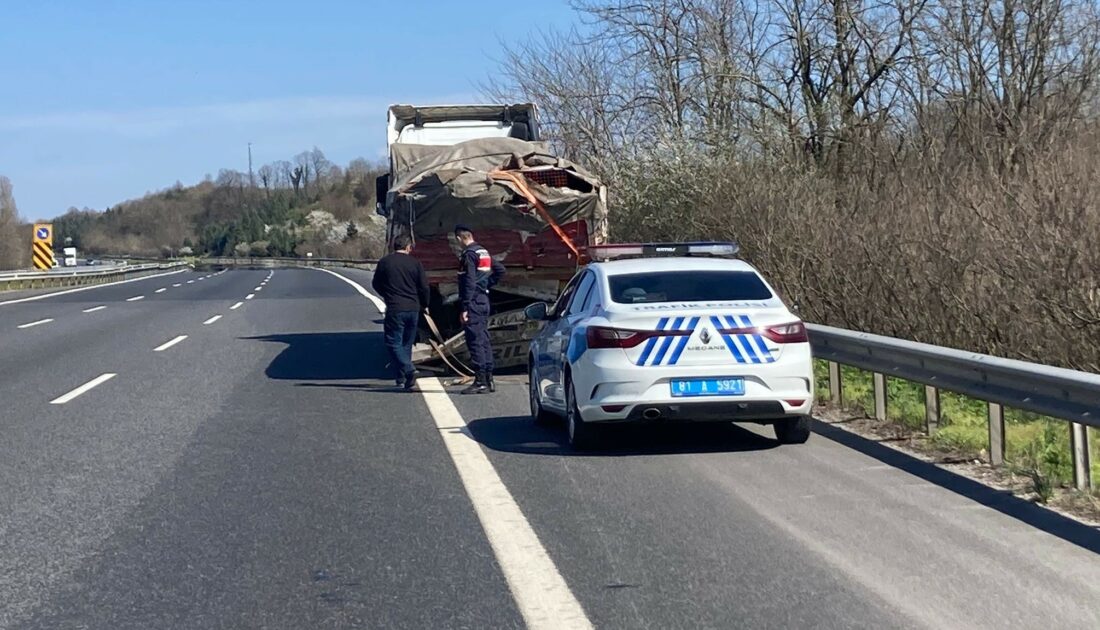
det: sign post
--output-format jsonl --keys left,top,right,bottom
{"left": 32, "top": 224, "right": 54, "bottom": 271}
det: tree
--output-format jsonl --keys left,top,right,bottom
{"left": 0, "top": 176, "right": 25, "bottom": 270}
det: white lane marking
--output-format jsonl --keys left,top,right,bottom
{"left": 0, "top": 268, "right": 188, "bottom": 307}
{"left": 17, "top": 318, "right": 53, "bottom": 329}
{"left": 155, "top": 288, "right": 167, "bottom": 294}
{"left": 203, "top": 315, "right": 222, "bottom": 325}
{"left": 326, "top": 268, "right": 590, "bottom": 628}
{"left": 126, "top": 295, "right": 144, "bottom": 302}
{"left": 419, "top": 378, "right": 594, "bottom": 629}
{"left": 187, "top": 280, "right": 195, "bottom": 284}
{"left": 245, "top": 293, "right": 254, "bottom": 300}
{"left": 153, "top": 335, "right": 188, "bottom": 352}
{"left": 172, "top": 283, "right": 181, "bottom": 287}
{"left": 254, "top": 286, "right": 262, "bottom": 291}
{"left": 82, "top": 306, "right": 106, "bottom": 313}
{"left": 230, "top": 301, "right": 243, "bottom": 310}
{"left": 312, "top": 267, "right": 386, "bottom": 312}
{"left": 50, "top": 373, "right": 116, "bottom": 405}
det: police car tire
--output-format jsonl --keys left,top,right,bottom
{"left": 774, "top": 416, "right": 812, "bottom": 444}
{"left": 529, "top": 364, "right": 556, "bottom": 426}
{"left": 566, "top": 377, "right": 598, "bottom": 450}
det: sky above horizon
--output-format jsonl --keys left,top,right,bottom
{"left": 0, "top": 0, "right": 579, "bottom": 221}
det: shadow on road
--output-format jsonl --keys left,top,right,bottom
{"left": 245, "top": 332, "right": 393, "bottom": 381}
{"left": 466, "top": 415, "right": 780, "bottom": 457}
{"left": 814, "top": 420, "right": 1100, "bottom": 556}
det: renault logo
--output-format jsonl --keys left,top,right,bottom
{"left": 699, "top": 327, "right": 712, "bottom": 345}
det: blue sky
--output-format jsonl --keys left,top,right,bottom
{"left": 0, "top": 0, "right": 579, "bottom": 220}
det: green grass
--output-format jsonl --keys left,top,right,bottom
{"left": 814, "top": 359, "right": 1100, "bottom": 494}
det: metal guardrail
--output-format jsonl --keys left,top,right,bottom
{"left": 197, "top": 256, "right": 376, "bottom": 270}
{"left": 809, "top": 324, "right": 1097, "bottom": 490}
{"left": 0, "top": 262, "right": 188, "bottom": 291}
{"left": 0, "top": 262, "right": 124, "bottom": 280}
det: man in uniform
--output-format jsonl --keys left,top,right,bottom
{"left": 454, "top": 225, "right": 505, "bottom": 394}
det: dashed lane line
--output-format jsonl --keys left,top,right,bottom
{"left": 126, "top": 295, "right": 144, "bottom": 302}
{"left": 155, "top": 288, "right": 167, "bottom": 294}
{"left": 82, "top": 306, "right": 106, "bottom": 313}
{"left": 173, "top": 283, "right": 182, "bottom": 287}
{"left": 230, "top": 302, "right": 243, "bottom": 310}
{"left": 203, "top": 315, "right": 222, "bottom": 325}
{"left": 17, "top": 318, "right": 53, "bottom": 329}
{"left": 50, "top": 373, "right": 116, "bottom": 405}
{"left": 153, "top": 335, "right": 187, "bottom": 352}
{"left": 245, "top": 294, "right": 255, "bottom": 300}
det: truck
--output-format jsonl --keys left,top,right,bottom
{"left": 375, "top": 103, "right": 609, "bottom": 372}
{"left": 63, "top": 247, "right": 78, "bottom": 267}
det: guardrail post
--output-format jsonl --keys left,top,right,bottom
{"left": 924, "top": 385, "right": 940, "bottom": 433}
{"left": 1070, "top": 422, "right": 1092, "bottom": 491}
{"left": 873, "top": 372, "right": 887, "bottom": 421}
{"left": 988, "top": 403, "right": 1005, "bottom": 466}
{"left": 828, "top": 361, "right": 842, "bottom": 404}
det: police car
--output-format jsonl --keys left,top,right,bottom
{"left": 524, "top": 242, "right": 814, "bottom": 449}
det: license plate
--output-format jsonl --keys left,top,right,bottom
{"left": 670, "top": 377, "right": 745, "bottom": 397}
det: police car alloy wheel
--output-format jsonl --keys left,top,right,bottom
{"left": 566, "top": 378, "right": 597, "bottom": 450}
{"left": 530, "top": 364, "right": 555, "bottom": 425}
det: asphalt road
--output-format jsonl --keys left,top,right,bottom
{"left": 1, "top": 267, "right": 1097, "bottom": 629}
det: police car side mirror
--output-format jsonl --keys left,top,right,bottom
{"left": 524, "top": 302, "right": 549, "bottom": 321}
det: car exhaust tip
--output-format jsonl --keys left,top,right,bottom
{"left": 642, "top": 408, "right": 662, "bottom": 420}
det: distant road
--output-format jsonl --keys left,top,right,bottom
{"left": 0, "top": 267, "right": 1097, "bottom": 629}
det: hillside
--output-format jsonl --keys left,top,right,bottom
{"left": 53, "top": 149, "right": 388, "bottom": 260}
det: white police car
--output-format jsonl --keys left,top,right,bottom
{"left": 524, "top": 242, "right": 814, "bottom": 449}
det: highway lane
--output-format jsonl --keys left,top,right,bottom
{"left": 0, "top": 268, "right": 522, "bottom": 629}
{"left": 1, "top": 267, "right": 1098, "bottom": 629}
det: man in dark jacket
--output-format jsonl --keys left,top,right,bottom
{"left": 454, "top": 225, "right": 505, "bottom": 394}
{"left": 372, "top": 234, "right": 430, "bottom": 390}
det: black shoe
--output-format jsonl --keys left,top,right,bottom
{"left": 403, "top": 370, "right": 419, "bottom": 391}
{"left": 461, "top": 372, "right": 489, "bottom": 395}
{"left": 486, "top": 373, "right": 496, "bottom": 393}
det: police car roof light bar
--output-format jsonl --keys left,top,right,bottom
{"left": 588, "top": 241, "right": 740, "bottom": 261}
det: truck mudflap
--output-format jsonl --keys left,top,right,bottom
{"left": 413, "top": 308, "right": 541, "bottom": 372}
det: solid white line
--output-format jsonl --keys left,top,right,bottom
{"left": 50, "top": 373, "right": 116, "bottom": 405}
{"left": 312, "top": 267, "right": 386, "bottom": 312}
{"left": 126, "top": 295, "right": 144, "bottom": 302}
{"left": 155, "top": 288, "right": 167, "bottom": 294}
{"left": 82, "top": 306, "right": 106, "bottom": 313}
{"left": 230, "top": 301, "right": 243, "bottom": 310}
{"left": 17, "top": 318, "right": 53, "bottom": 329}
{"left": 245, "top": 293, "right": 254, "bottom": 300}
{"left": 153, "top": 335, "right": 188, "bottom": 352}
{"left": 0, "top": 268, "right": 188, "bottom": 307}
{"left": 203, "top": 315, "right": 222, "bottom": 325}
{"left": 418, "top": 378, "right": 593, "bottom": 629}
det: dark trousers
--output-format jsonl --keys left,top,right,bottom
{"left": 384, "top": 309, "right": 419, "bottom": 381}
{"left": 464, "top": 293, "right": 493, "bottom": 373}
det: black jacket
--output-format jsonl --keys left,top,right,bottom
{"left": 457, "top": 242, "right": 505, "bottom": 310}
{"left": 372, "top": 252, "right": 430, "bottom": 312}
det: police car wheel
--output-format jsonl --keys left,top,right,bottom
{"left": 566, "top": 377, "right": 598, "bottom": 450}
{"left": 529, "top": 364, "right": 556, "bottom": 426}
{"left": 774, "top": 416, "right": 812, "bottom": 444}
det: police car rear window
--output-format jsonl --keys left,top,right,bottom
{"left": 608, "top": 271, "right": 773, "bottom": 304}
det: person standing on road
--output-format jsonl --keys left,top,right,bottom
{"left": 454, "top": 225, "right": 504, "bottom": 394}
{"left": 372, "top": 234, "right": 430, "bottom": 390}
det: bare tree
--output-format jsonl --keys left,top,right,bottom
{"left": 0, "top": 176, "right": 25, "bottom": 270}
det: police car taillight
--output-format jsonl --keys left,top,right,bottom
{"left": 588, "top": 241, "right": 739, "bottom": 261}
{"left": 587, "top": 326, "right": 648, "bottom": 349}
{"left": 762, "top": 322, "right": 809, "bottom": 344}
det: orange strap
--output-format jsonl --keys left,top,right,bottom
{"left": 489, "top": 170, "right": 582, "bottom": 260}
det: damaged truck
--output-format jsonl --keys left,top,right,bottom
{"left": 375, "top": 103, "right": 608, "bottom": 373}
